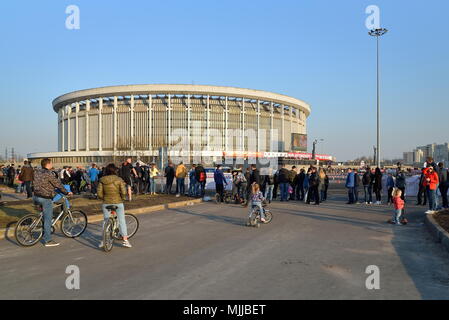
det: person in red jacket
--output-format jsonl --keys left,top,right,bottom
{"left": 391, "top": 188, "right": 405, "bottom": 225}
{"left": 423, "top": 166, "right": 439, "bottom": 213}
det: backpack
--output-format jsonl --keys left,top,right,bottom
{"left": 199, "top": 171, "right": 206, "bottom": 182}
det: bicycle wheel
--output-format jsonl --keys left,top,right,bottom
{"left": 61, "top": 210, "right": 87, "bottom": 238}
{"left": 102, "top": 218, "right": 114, "bottom": 252}
{"left": 125, "top": 214, "right": 139, "bottom": 239}
{"left": 15, "top": 214, "right": 43, "bottom": 246}
{"left": 263, "top": 210, "right": 273, "bottom": 224}
{"left": 224, "top": 194, "right": 232, "bottom": 204}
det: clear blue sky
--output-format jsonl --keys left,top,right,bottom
{"left": 1, "top": 0, "right": 448, "bottom": 161}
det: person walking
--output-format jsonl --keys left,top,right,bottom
{"left": 437, "top": 162, "right": 448, "bottom": 209}
{"left": 345, "top": 168, "right": 355, "bottom": 204}
{"left": 362, "top": 167, "right": 373, "bottom": 204}
{"left": 88, "top": 163, "right": 100, "bottom": 197}
{"left": 213, "top": 164, "right": 227, "bottom": 202}
{"left": 120, "top": 158, "right": 137, "bottom": 201}
{"left": 373, "top": 167, "right": 383, "bottom": 205}
{"left": 33, "top": 158, "right": 72, "bottom": 247}
{"left": 97, "top": 163, "right": 132, "bottom": 248}
{"left": 424, "top": 166, "right": 439, "bottom": 213}
{"left": 18, "top": 160, "right": 34, "bottom": 199}
{"left": 175, "top": 161, "right": 187, "bottom": 197}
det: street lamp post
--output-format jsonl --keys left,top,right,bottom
{"left": 311, "top": 139, "right": 324, "bottom": 162}
{"left": 369, "top": 27, "right": 388, "bottom": 169}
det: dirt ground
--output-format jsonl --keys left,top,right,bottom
{"left": 434, "top": 209, "right": 449, "bottom": 233}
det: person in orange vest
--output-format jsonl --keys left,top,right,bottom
{"left": 423, "top": 166, "right": 439, "bottom": 213}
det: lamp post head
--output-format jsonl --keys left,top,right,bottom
{"left": 369, "top": 28, "right": 388, "bottom": 37}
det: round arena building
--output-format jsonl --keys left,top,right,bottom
{"left": 28, "top": 84, "right": 312, "bottom": 167}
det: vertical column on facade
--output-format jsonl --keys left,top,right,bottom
{"left": 281, "top": 104, "right": 285, "bottom": 152}
{"left": 60, "top": 108, "right": 65, "bottom": 152}
{"left": 241, "top": 99, "right": 245, "bottom": 151}
{"left": 257, "top": 100, "right": 260, "bottom": 152}
{"left": 75, "top": 102, "right": 79, "bottom": 151}
{"left": 187, "top": 95, "right": 191, "bottom": 156}
{"left": 167, "top": 94, "right": 171, "bottom": 149}
{"left": 148, "top": 95, "right": 152, "bottom": 152}
{"left": 113, "top": 96, "right": 118, "bottom": 152}
{"left": 224, "top": 96, "right": 228, "bottom": 152}
{"left": 206, "top": 95, "right": 210, "bottom": 151}
{"left": 130, "top": 95, "right": 134, "bottom": 151}
{"left": 98, "top": 97, "right": 103, "bottom": 151}
{"left": 67, "top": 105, "right": 71, "bottom": 151}
{"left": 270, "top": 102, "right": 274, "bottom": 152}
{"left": 85, "top": 100, "right": 90, "bottom": 151}
{"left": 290, "top": 106, "right": 293, "bottom": 145}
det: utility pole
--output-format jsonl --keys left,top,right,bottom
{"left": 369, "top": 27, "right": 388, "bottom": 169}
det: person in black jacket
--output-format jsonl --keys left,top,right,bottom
{"left": 164, "top": 162, "right": 175, "bottom": 194}
{"left": 417, "top": 168, "right": 427, "bottom": 206}
{"left": 194, "top": 164, "right": 206, "bottom": 197}
{"left": 362, "top": 168, "right": 373, "bottom": 204}
{"left": 306, "top": 167, "right": 320, "bottom": 205}
{"left": 296, "top": 169, "right": 306, "bottom": 201}
{"left": 438, "top": 162, "right": 448, "bottom": 208}
{"left": 277, "top": 164, "right": 291, "bottom": 201}
{"left": 353, "top": 169, "right": 361, "bottom": 204}
{"left": 373, "top": 167, "right": 383, "bottom": 204}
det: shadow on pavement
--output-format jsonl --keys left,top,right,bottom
{"left": 170, "top": 206, "right": 245, "bottom": 227}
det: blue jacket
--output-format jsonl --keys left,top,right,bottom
{"left": 214, "top": 169, "right": 226, "bottom": 185}
{"left": 386, "top": 176, "right": 395, "bottom": 188}
{"left": 303, "top": 174, "right": 310, "bottom": 188}
{"left": 345, "top": 172, "right": 355, "bottom": 188}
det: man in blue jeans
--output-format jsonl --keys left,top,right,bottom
{"left": 33, "top": 158, "right": 72, "bottom": 247}
{"left": 345, "top": 168, "right": 355, "bottom": 204}
{"left": 277, "top": 164, "right": 291, "bottom": 201}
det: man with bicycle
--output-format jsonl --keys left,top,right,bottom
{"left": 33, "top": 158, "right": 72, "bottom": 247}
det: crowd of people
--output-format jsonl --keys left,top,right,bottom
{"left": 343, "top": 157, "right": 449, "bottom": 225}
{"left": 1, "top": 155, "right": 448, "bottom": 245}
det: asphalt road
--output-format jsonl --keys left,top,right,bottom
{"left": 1, "top": 191, "right": 449, "bottom": 300}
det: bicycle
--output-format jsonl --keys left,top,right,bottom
{"left": 102, "top": 205, "right": 139, "bottom": 252}
{"left": 247, "top": 202, "right": 273, "bottom": 228}
{"left": 214, "top": 191, "right": 233, "bottom": 204}
{"left": 15, "top": 195, "right": 87, "bottom": 246}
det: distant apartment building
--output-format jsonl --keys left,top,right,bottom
{"left": 403, "top": 143, "right": 449, "bottom": 166}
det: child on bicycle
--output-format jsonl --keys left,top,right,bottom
{"left": 391, "top": 188, "right": 405, "bottom": 225}
{"left": 248, "top": 183, "right": 266, "bottom": 224}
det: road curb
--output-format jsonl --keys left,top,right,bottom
{"left": 0, "top": 198, "right": 203, "bottom": 241}
{"left": 424, "top": 212, "right": 449, "bottom": 253}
